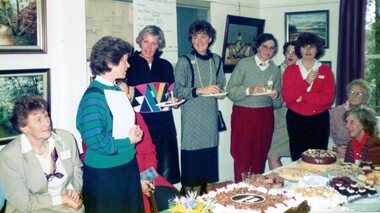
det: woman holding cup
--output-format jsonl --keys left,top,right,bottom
{"left": 283, "top": 32, "right": 335, "bottom": 161}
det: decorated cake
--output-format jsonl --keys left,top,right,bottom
{"left": 298, "top": 149, "right": 338, "bottom": 170}
{"left": 198, "top": 183, "right": 308, "bottom": 213}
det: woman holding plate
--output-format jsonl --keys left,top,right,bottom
{"left": 174, "top": 20, "right": 226, "bottom": 195}
{"left": 118, "top": 25, "right": 181, "bottom": 184}
{"left": 227, "top": 33, "right": 282, "bottom": 182}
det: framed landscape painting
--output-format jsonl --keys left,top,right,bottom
{"left": 285, "top": 10, "right": 329, "bottom": 48}
{"left": 0, "top": 69, "right": 50, "bottom": 145}
{"left": 0, "top": 0, "right": 47, "bottom": 53}
{"left": 222, "top": 15, "right": 265, "bottom": 72}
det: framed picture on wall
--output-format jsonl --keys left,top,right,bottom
{"left": 285, "top": 10, "right": 329, "bottom": 48}
{"left": 0, "top": 69, "right": 50, "bottom": 145}
{"left": 320, "top": 60, "right": 332, "bottom": 68}
{"left": 222, "top": 15, "right": 265, "bottom": 73}
{"left": 0, "top": 0, "right": 47, "bottom": 54}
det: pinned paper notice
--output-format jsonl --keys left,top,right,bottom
{"left": 104, "top": 90, "right": 135, "bottom": 139}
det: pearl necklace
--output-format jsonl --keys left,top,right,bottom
{"left": 194, "top": 55, "right": 212, "bottom": 87}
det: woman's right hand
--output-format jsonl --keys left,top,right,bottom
{"left": 128, "top": 125, "right": 143, "bottom": 144}
{"left": 306, "top": 70, "right": 318, "bottom": 84}
{"left": 196, "top": 85, "right": 222, "bottom": 95}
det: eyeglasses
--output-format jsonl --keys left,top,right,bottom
{"left": 347, "top": 90, "right": 366, "bottom": 98}
{"left": 301, "top": 45, "right": 316, "bottom": 50}
{"left": 286, "top": 51, "right": 295, "bottom": 56}
{"left": 260, "top": 45, "right": 275, "bottom": 52}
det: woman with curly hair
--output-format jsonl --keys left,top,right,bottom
{"left": 344, "top": 108, "right": 380, "bottom": 164}
{"left": 282, "top": 32, "right": 335, "bottom": 161}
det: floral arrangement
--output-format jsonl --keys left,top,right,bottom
{"left": 170, "top": 191, "right": 213, "bottom": 213}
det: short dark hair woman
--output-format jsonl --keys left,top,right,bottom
{"left": 0, "top": 95, "right": 83, "bottom": 212}
{"left": 283, "top": 32, "right": 335, "bottom": 161}
{"left": 175, "top": 20, "right": 226, "bottom": 195}
{"left": 76, "top": 36, "right": 145, "bottom": 213}
{"left": 227, "top": 33, "right": 282, "bottom": 182}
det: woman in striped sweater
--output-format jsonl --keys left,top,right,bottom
{"left": 76, "top": 36, "right": 144, "bottom": 213}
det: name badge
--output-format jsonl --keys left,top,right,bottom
{"left": 318, "top": 75, "right": 325, "bottom": 79}
{"left": 60, "top": 150, "right": 71, "bottom": 160}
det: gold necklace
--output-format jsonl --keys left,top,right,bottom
{"left": 194, "top": 55, "right": 212, "bottom": 87}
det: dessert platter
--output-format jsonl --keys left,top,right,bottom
{"left": 168, "top": 149, "right": 380, "bottom": 212}
{"left": 278, "top": 167, "right": 322, "bottom": 182}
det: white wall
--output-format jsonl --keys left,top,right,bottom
{"left": 0, "top": 0, "right": 340, "bottom": 183}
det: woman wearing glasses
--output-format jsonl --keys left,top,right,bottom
{"left": 330, "top": 79, "right": 374, "bottom": 158}
{"left": 227, "top": 33, "right": 282, "bottom": 182}
{"left": 283, "top": 32, "right": 335, "bottom": 161}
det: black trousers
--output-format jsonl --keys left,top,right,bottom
{"left": 286, "top": 109, "right": 330, "bottom": 161}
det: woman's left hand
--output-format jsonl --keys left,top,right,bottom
{"left": 141, "top": 180, "right": 155, "bottom": 197}
{"left": 267, "top": 90, "right": 279, "bottom": 100}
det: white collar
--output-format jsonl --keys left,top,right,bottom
{"left": 21, "top": 132, "right": 60, "bottom": 154}
{"left": 95, "top": 76, "right": 115, "bottom": 86}
{"left": 296, "top": 59, "right": 321, "bottom": 79}
{"left": 254, "top": 55, "right": 270, "bottom": 71}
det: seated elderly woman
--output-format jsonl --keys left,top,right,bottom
{"left": 330, "top": 79, "right": 373, "bottom": 158}
{"left": 344, "top": 108, "right": 380, "bottom": 165}
{"left": 0, "top": 96, "right": 83, "bottom": 213}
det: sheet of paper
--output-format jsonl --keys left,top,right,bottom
{"left": 104, "top": 90, "right": 135, "bottom": 139}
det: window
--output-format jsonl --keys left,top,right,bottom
{"left": 365, "top": 0, "right": 380, "bottom": 114}
{"left": 176, "top": 5, "right": 209, "bottom": 57}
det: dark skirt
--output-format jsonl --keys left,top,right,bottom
{"left": 181, "top": 146, "right": 219, "bottom": 186}
{"left": 82, "top": 158, "right": 144, "bottom": 213}
{"left": 142, "top": 111, "right": 181, "bottom": 184}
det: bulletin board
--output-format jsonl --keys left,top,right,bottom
{"left": 85, "top": 0, "right": 134, "bottom": 59}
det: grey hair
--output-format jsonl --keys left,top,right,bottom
{"left": 346, "top": 79, "right": 372, "bottom": 102}
{"left": 135, "top": 25, "right": 166, "bottom": 50}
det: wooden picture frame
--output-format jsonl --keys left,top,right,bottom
{"left": 320, "top": 60, "right": 332, "bottom": 68}
{"left": 285, "top": 10, "right": 329, "bottom": 48}
{"left": 222, "top": 15, "right": 265, "bottom": 73}
{"left": 0, "top": 69, "right": 50, "bottom": 145}
{"left": 0, "top": 0, "right": 47, "bottom": 54}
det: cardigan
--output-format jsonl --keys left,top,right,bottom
{"left": 283, "top": 63, "right": 335, "bottom": 116}
{"left": 344, "top": 135, "right": 380, "bottom": 164}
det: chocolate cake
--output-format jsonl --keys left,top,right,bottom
{"left": 301, "top": 149, "right": 337, "bottom": 165}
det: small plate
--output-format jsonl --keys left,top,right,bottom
{"left": 201, "top": 92, "right": 228, "bottom": 97}
{"left": 156, "top": 99, "right": 185, "bottom": 107}
{"left": 250, "top": 91, "right": 275, "bottom": 96}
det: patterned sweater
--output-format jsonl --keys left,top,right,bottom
{"left": 76, "top": 80, "right": 136, "bottom": 168}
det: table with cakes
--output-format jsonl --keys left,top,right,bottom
{"left": 167, "top": 149, "right": 380, "bottom": 212}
